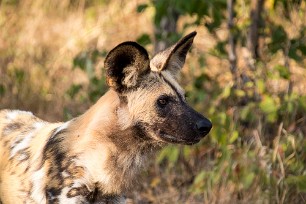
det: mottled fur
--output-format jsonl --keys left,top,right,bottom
{"left": 0, "top": 32, "right": 212, "bottom": 203}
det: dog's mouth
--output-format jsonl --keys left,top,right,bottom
{"left": 154, "top": 129, "right": 201, "bottom": 145}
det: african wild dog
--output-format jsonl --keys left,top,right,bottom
{"left": 0, "top": 31, "right": 212, "bottom": 203}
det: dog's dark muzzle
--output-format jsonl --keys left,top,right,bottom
{"left": 153, "top": 102, "right": 212, "bottom": 145}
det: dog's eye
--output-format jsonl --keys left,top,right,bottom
{"left": 158, "top": 99, "right": 167, "bottom": 105}
{"left": 157, "top": 96, "right": 169, "bottom": 108}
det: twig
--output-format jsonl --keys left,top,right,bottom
{"left": 227, "top": 0, "right": 238, "bottom": 85}
{"left": 247, "top": 0, "right": 265, "bottom": 61}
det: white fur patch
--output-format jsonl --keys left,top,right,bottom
{"left": 6, "top": 110, "right": 33, "bottom": 120}
{"left": 77, "top": 150, "right": 111, "bottom": 188}
{"left": 31, "top": 167, "right": 47, "bottom": 203}
{"left": 52, "top": 121, "right": 71, "bottom": 137}
{"left": 33, "top": 122, "right": 46, "bottom": 129}
{"left": 56, "top": 179, "right": 89, "bottom": 203}
{"left": 16, "top": 153, "right": 28, "bottom": 161}
{"left": 116, "top": 107, "right": 133, "bottom": 130}
{"left": 62, "top": 170, "right": 70, "bottom": 178}
{"left": 10, "top": 132, "right": 34, "bottom": 159}
{"left": 10, "top": 122, "right": 46, "bottom": 159}
{"left": 161, "top": 70, "right": 185, "bottom": 97}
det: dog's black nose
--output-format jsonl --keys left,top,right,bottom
{"left": 195, "top": 119, "right": 212, "bottom": 134}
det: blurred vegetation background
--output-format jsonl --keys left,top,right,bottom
{"left": 1, "top": 0, "right": 306, "bottom": 203}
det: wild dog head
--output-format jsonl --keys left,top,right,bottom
{"left": 104, "top": 31, "right": 212, "bottom": 145}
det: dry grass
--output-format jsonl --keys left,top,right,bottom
{"left": 0, "top": 0, "right": 154, "bottom": 120}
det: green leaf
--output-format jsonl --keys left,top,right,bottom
{"left": 256, "top": 79, "right": 265, "bottom": 94}
{"left": 259, "top": 96, "right": 278, "bottom": 114}
{"left": 73, "top": 51, "right": 87, "bottom": 71}
{"left": 14, "top": 69, "right": 25, "bottom": 84}
{"left": 234, "top": 89, "right": 246, "bottom": 97}
{"left": 136, "top": 4, "right": 148, "bottom": 13}
{"left": 168, "top": 146, "right": 180, "bottom": 164}
{"left": 156, "top": 145, "right": 179, "bottom": 165}
{"left": 240, "top": 105, "right": 250, "bottom": 121}
{"left": 221, "top": 85, "right": 231, "bottom": 99}
{"left": 0, "top": 84, "right": 5, "bottom": 96}
{"left": 193, "top": 171, "right": 206, "bottom": 185}
{"left": 209, "top": 41, "right": 227, "bottom": 58}
{"left": 136, "top": 33, "right": 151, "bottom": 46}
{"left": 157, "top": 147, "right": 168, "bottom": 164}
{"left": 73, "top": 51, "right": 97, "bottom": 79}
{"left": 183, "top": 146, "right": 192, "bottom": 159}
{"left": 229, "top": 130, "right": 239, "bottom": 143}
{"left": 218, "top": 112, "right": 227, "bottom": 126}
{"left": 194, "top": 74, "right": 207, "bottom": 89}
{"left": 286, "top": 175, "right": 306, "bottom": 192}
{"left": 298, "top": 44, "right": 306, "bottom": 55}
{"left": 298, "top": 96, "right": 306, "bottom": 111}
{"left": 259, "top": 95, "right": 279, "bottom": 122}
{"left": 268, "top": 25, "right": 287, "bottom": 53}
{"left": 242, "top": 172, "right": 255, "bottom": 189}
{"left": 274, "top": 64, "right": 290, "bottom": 79}
{"left": 240, "top": 102, "right": 256, "bottom": 122}
{"left": 66, "top": 84, "right": 82, "bottom": 99}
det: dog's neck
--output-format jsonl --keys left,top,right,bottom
{"left": 64, "top": 90, "right": 161, "bottom": 194}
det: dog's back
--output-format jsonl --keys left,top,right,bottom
{"left": 0, "top": 110, "right": 61, "bottom": 203}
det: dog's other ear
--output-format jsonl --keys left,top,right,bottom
{"left": 150, "top": 31, "right": 196, "bottom": 77}
{"left": 104, "top": 42, "right": 150, "bottom": 92}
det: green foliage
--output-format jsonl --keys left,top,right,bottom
{"left": 0, "top": 84, "right": 5, "bottom": 97}
{"left": 268, "top": 25, "right": 288, "bottom": 53}
{"left": 153, "top": 0, "right": 226, "bottom": 27}
{"left": 157, "top": 145, "right": 180, "bottom": 167}
{"left": 73, "top": 50, "right": 103, "bottom": 79}
{"left": 286, "top": 175, "right": 306, "bottom": 192}
{"left": 136, "top": 33, "right": 152, "bottom": 47}
{"left": 64, "top": 49, "right": 107, "bottom": 111}
{"left": 66, "top": 84, "right": 83, "bottom": 99}
{"left": 136, "top": 3, "right": 148, "bottom": 13}
{"left": 12, "top": 69, "right": 25, "bottom": 85}
{"left": 209, "top": 40, "right": 228, "bottom": 58}
{"left": 275, "top": 65, "right": 291, "bottom": 79}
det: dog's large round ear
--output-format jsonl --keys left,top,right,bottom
{"left": 104, "top": 42, "right": 150, "bottom": 92}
